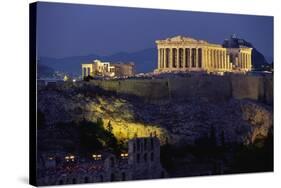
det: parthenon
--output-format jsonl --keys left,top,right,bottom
{"left": 155, "top": 35, "right": 252, "bottom": 73}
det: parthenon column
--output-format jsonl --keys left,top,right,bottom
{"left": 163, "top": 48, "right": 167, "bottom": 68}
{"left": 195, "top": 48, "right": 198, "bottom": 68}
{"left": 248, "top": 54, "right": 252, "bottom": 70}
{"left": 169, "top": 48, "right": 173, "bottom": 68}
{"left": 204, "top": 49, "right": 208, "bottom": 69}
{"left": 189, "top": 48, "right": 192, "bottom": 68}
{"left": 205, "top": 48, "right": 208, "bottom": 69}
{"left": 218, "top": 50, "right": 221, "bottom": 69}
{"left": 217, "top": 50, "right": 220, "bottom": 69}
{"left": 214, "top": 50, "right": 217, "bottom": 69}
{"left": 202, "top": 48, "right": 206, "bottom": 68}
{"left": 245, "top": 54, "right": 247, "bottom": 69}
{"left": 241, "top": 53, "right": 243, "bottom": 69}
{"left": 218, "top": 50, "right": 222, "bottom": 69}
{"left": 223, "top": 51, "right": 226, "bottom": 70}
{"left": 247, "top": 54, "right": 250, "bottom": 69}
{"left": 157, "top": 48, "right": 161, "bottom": 69}
{"left": 210, "top": 49, "right": 214, "bottom": 69}
{"left": 238, "top": 53, "right": 242, "bottom": 68}
{"left": 159, "top": 49, "right": 162, "bottom": 68}
{"left": 221, "top": 51, "right": 224, "bottom": 69}
{"left": 161, "top": 48, "right": 164, "bottom": 69}
{"left": 208, "top": 48, "right": 212, "bottom": 69}
{"left": 245, "top": 54, "right": 248, "bottom": 69}
{"left": 183, "top": 48, "right": 186, "bottom": 68}
{"left": 244, "top": 53, "right": 247, "bottom": 69}
{"left": 176, "top": 47, "right": 177, "bottom": 69}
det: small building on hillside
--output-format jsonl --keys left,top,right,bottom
{"left": 82, "top": 59, "right": 135, "bottom": 78}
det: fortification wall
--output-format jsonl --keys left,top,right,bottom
{"left": 168, "top": 76, "right": 232, "bottom": 102}
{"left": 89, "top": 74, "right": 273, "bottom": 104}
{"left": 92, "top": 79, "right": 170, "bottom": 101}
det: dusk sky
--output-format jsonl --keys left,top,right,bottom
{"left": 37, "top": 2, "right": 273, "bottom": 59}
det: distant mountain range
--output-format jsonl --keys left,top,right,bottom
{"left": 37, "top": 63, "right": 55, "bottom": 78}
{"left": 39, "top": 40, "right": 272, "bottom": 75}
{"left": 39, "top": 48, "right": 157, "bottom": 76}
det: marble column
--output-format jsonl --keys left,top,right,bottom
{"left": 159, "top": 49, "right": 162, "bottom": 68}
{"left": 170, "top": 48, "right": 173, "bottom": 68}
{"left": 213, "top": 49, "right": 214, "bottom": 68}
{"left": 157, "top": 48, "right": 161, "bottom": 69}
{"left": 189, "top": 48, "right": 192, "bottom": 68}
{"left": 218, "top": 50, "right": 221, "bottom": 69}
{"left": 238, "top": 53, "right": 242, "bottom": 68}
{"left": 202, "top": 48, "right": 206, "bottom": 68}
{"left": 210, "top": 49, "right": 214, "bottom": 69}
{"left": 241, "top": 53, "right": 245, "bottom": 69}
{"left": 244, "top": 54, "right": 247, "bottom": 69}
{"left": 195, "top": 48, "right": 198, "bottom": 68}
{"left": 183, "top": 48, "right": 186, "bottom": 68}
{"left": 207, "top": 49, "right": 210, "bottom": 69}
{"left": 249, "top": 54, "right": 252, "bottom": 70}
{"left": 247, "top": 54, "right": 250, "bottom": 69}
{"left": 163, "top": 48, "right": 166, "bottom": 68}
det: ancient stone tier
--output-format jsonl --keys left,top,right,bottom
{"left": 155, "top": 35, "right": 252, "bottom": 73}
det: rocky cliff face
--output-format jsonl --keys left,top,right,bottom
{"left": 241, "top": 101, "right": 273, "bottom": 143}
{"left": 38, "top": 83, "right": 273, "bottom": 146}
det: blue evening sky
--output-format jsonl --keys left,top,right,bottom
{"left": 36, "top": 2, "right": 273, "bottom": 59}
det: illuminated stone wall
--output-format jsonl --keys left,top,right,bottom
{"left": 90, "top": 75, "right": 272, "bottom": 104}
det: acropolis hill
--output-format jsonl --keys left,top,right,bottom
{"left": 38, "top": 73, "right": 273, "bottom": 145}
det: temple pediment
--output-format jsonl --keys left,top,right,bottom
{"left": 157, "top": 35, "right": 208, "bottom": 44}
{"left": 168, "top": 35, "right": 198, "bottom": 42}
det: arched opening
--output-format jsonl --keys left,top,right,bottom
{"left": 122, "top": 172, "right": 126, "bottom": 181}
{"left": 72, "top": 178, "right": 76, "bottom": 184}
{"left": 110, "top": 157, "right": 115, "bottom": 168}
{"left": 84, "top": 177, "right": 89, "bottom": 183}
{"left": 110, "top": 173, "right": 115, "bottom": 182}
{"left": 137, "top": 139, "right": 140, "bottom": 151}
{"left": 144, "top": 139, "right": 147, "bottom": 150}
{"left": 133, "top": 143, "right": 136, "bottom": 152}
{"left": 100, "top": 175, "right": 103, "bottom": 182}
{"left": 161, "top": 171, "right": 165, "bottom": 178}
{"left": 144, "top": 153, "right": 147, "bottom": 163}
{"left": 137, "top": 153, "right": 140, "bottom": 163}
{"left": 150, "top": 138, "right": 154, "bottom": 150}
{"left": 58, "top": 180, "right": 63, "bottom": 185}
{"left": 151, "top": 152, "right": 154, "bottom": 162}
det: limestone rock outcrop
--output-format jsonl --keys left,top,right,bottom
{"left": 38, "top": 83, "right": 273, "bottom": 146}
